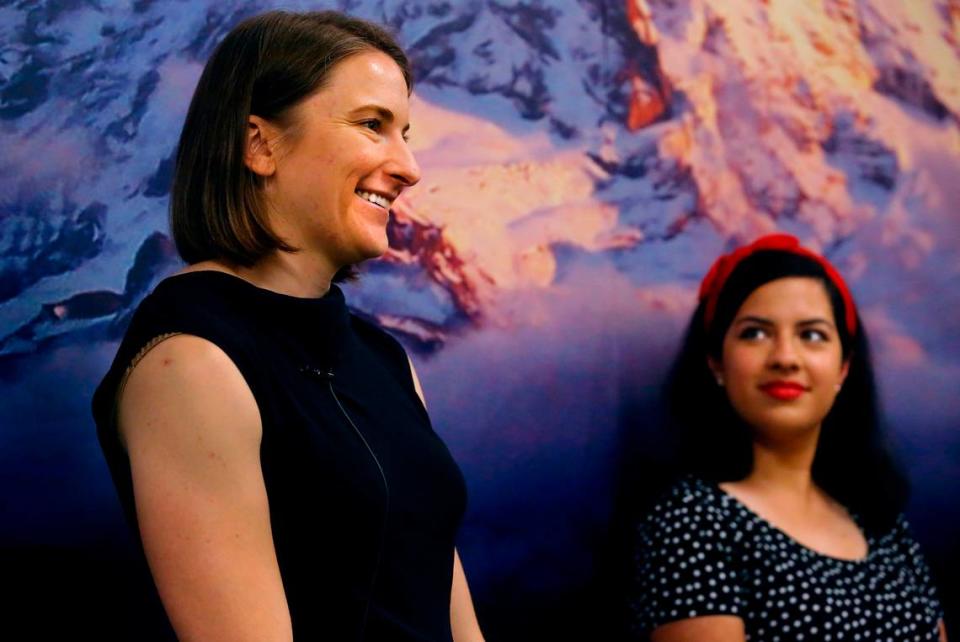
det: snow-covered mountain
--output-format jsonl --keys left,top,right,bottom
{"left": 1, "top": 0, "right": 957, "bottom": 363}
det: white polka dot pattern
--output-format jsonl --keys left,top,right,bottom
{"left": 628, "top": 477, "right": 943, "bottom": 641}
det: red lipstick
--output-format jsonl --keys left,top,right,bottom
{"left": 759, "top": 381, "right": 806, "bottom": 401}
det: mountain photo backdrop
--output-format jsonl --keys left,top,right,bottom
{"left": 2, "top": 1, "right": 958, "bottom": 639}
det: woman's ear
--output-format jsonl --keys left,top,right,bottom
{"left": 244, "top": 115, "right": 278, "bottom": 177}
{"left": 839, "top": 354, "right": 851, "bottom": 385}
{"left": 707, "top": 356, "right": 725, "bottom": 387}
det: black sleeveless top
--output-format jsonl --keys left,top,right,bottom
{"left": 92, "top": 271, "right": 467, "bottom": 641}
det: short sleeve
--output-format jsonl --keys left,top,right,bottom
{"left": 628, "top": 479, "right": 747, "bottom": 636}
{"left": 893, "top": 514, "right": 945, "bottom": 622}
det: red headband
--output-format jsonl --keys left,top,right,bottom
{"left": 698, "top": 233, "right": 857, "bottom": 336}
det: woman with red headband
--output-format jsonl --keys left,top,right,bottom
{"left": 628, "top": 234, "right": 946, "bottom": 641}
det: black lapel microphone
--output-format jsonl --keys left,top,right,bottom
{"left": 299, "top": 364, "right": 334, "bottom": 380}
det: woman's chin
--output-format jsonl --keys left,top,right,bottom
{"left": 749, "top": 417, "right": 824, "bottom": 442}
{"left": 354, "top": 232, "right": 390, "bottom": 262}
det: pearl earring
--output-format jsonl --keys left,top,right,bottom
{"left": 716, "top": 375, "right": 725, "bottom": 387}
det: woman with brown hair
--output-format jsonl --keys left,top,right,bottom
{"left": 629, "top": 234, "right": 946, "bottom": 641}
{"left": 92, "top": 11, "right": 483, "bottom": 641}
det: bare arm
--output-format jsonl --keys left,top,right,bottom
{"left": 118, "top": 335, "right": 292, "bottom": 641}
{"left": 650, "top": 616, "right": 746, "bottom": 642}
{"left": 940, "top": 619, "right": 948, "bottom": 642}
{"left": 406, "top": 356, "right": 484, "bottom": 641}
{"left": 450, "top": 549, "right": 484, "bottom": 641}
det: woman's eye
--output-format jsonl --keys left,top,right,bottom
{"left": 801, "top": 328, "right": 829, "bottom": 342}
{"left": 738, "top": 326, "right": 767, "bottom": 340}
{"left": 362, "top": 119, "right": 382, "bottom": 132}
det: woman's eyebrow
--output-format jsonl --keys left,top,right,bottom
{"left": 347, "top": 104, "right": 410, "bottom": 135}
{"left": 348, "top": 103, "right": 394, "bottom": 120}
{"left": 733, "top": 316, "right": 837, "bottom": 329}
{"left": 797, "top": 318, "right": 836, "bottom": 329}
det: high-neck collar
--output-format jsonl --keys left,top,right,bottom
{"left": 159, "top": 270, "right": 351, "bottom": 367}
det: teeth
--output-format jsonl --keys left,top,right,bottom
{"left": 356, "top": 190, "right": 390, "bottom": 209}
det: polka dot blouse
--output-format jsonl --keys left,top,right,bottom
{"left": 629, "top": 476, "right": 943, "bottom": 641}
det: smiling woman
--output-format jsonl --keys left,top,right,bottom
{"left": 246, "top": 50, "right": 421, "bottom": 275}
{"left": 709, "top": 277, "right": 851, "bottom": 447}
{"left": 627, "top": 234, "right": 947, "bottom": 642}
{"left": 91, "top": 10, "right": 482, "bottom": 642}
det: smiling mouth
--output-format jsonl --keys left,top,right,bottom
{"left": 355, "top": 189, "right": 391, "bottom": 209}
{"left": 759, "top": 381, "right": 807, "bottom": 401}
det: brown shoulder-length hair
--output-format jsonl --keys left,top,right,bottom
{"left": 171, "top": 10, "right": 412, "bottom": 269}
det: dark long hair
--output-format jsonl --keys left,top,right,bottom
{"left": 665, "top": 250, "right": 907, "bottom": 533}
{"left": 170, "top": 10, "right": 411, "bottom": 269}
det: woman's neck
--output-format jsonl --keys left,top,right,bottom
{"left": 187, "top": 251, "right": 338, "bottom": 298}
{"left": 742, "top": 426, "right": 821, "bottom": 498}
{"left": 238, "top": 251, "right": 336, "bottom": 298}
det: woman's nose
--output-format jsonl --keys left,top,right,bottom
{"left": 388, "top": 138, "right": 421, "bottom": 187}
{"left": 767, "top": 334, "right": 800, "bottom": 371}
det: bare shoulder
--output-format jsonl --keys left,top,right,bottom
{"left": 118, "top": 333, "right": 261, "bottom": 458}
{"left": 717, "top": 480, "right": 753, "bottom": 503}
{"left": 651, "top": 615, "right": 746, "bottom": 642}
{"left": 116, "top": 334, "right": 290, "bottom": 640}
{"left": 406, "top": 354, "right": 427, "bottom": 407}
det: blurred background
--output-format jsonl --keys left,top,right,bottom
{"left": 1, "top": 1, "right": 957, "bottom": 639}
